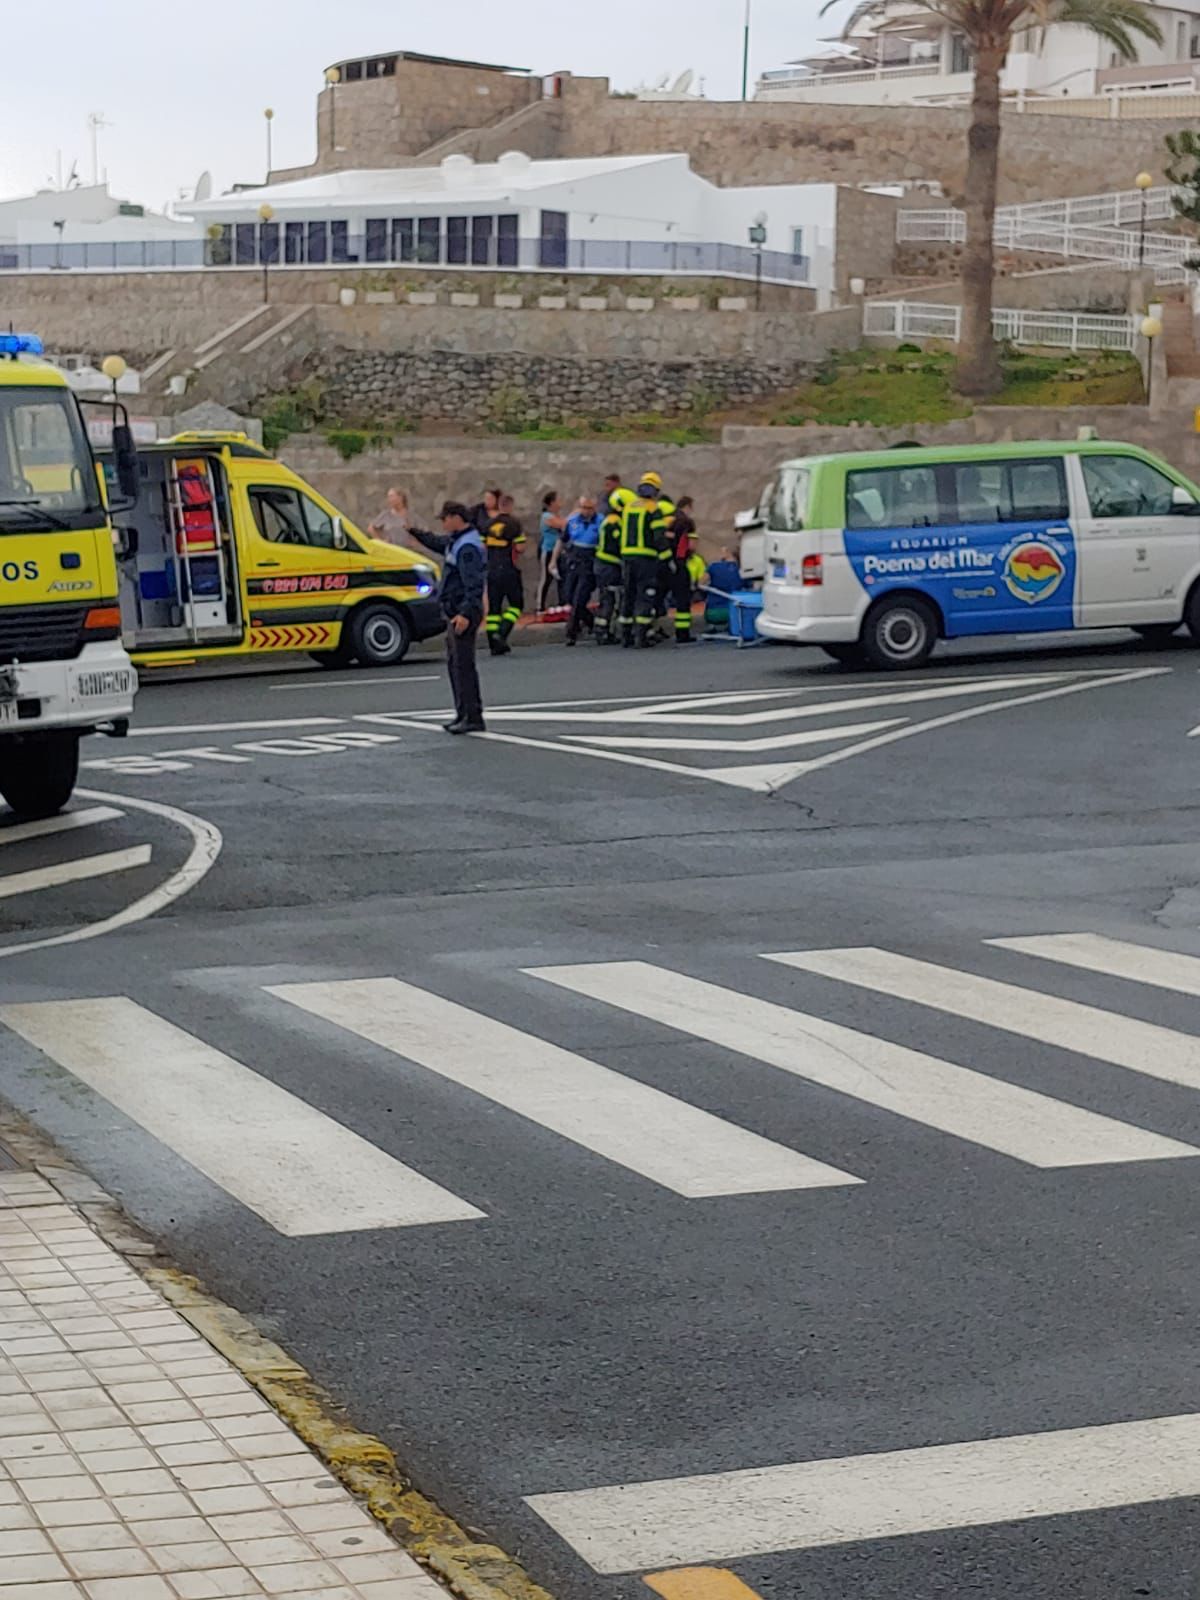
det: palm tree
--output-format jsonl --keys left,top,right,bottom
{"left": 821, "top": 0, "right": 1162, "bottom": 396}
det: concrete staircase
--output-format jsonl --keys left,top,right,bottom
{"left": 143, "top": 305, "right": 316, "bottom": 410}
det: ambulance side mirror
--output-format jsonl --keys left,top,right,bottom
{"left": 111, "top": 423, "right": 139, "bottom": 504}
{"left": 331, "top": 515, "right": 348, "bottom": 551}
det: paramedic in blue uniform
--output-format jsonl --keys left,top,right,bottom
{"left": 409, "top": 503, "right": 487, "bottom": 735}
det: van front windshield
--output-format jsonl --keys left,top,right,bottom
{"left": 0, "top": 387, "right": 104, "bottom": 533}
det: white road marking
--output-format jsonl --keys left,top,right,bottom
{"left": 567, "top": 717, "right": 908, "bottom": 753}
{"left": 525, "top": 1411, "right": 1200, "bottom": 1572}
{"left": 0, "top": 997, "right": 483, "bottom": 1235}
{"left": 529, "top": 962, "right": 1192, "bottom": 1167}
{"left": 372, "top": 669, "right": 1166, "bottom": 794}
{"left": 268, "top": 978, "right": 858, "bottom": 1197}
{"left": 0, "top": 806, "right": 123, "bottom": 846}
{"left": 0, "top": 845, "right": 151, "bottom": 901}
{"left": 271, "top": 675, "right": 439, "bottom": 692}
{"left": 129, "top": 717, "right": 342, "bottom": 738}
{"left": 773, "top": 946, "right": 1200, "bottom": 1092}
{"left": 170, "top": 747, "right": 254, "bottom": 765}
{"left": 0, "top": 789, "right": 221, "bottom": 961}
{"left": 990, "top": 933, "right": 1200, "bottom": 998}
{"left": 235, "top": 732, "right": 401, "bottom": 757}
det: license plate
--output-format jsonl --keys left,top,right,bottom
{"left": 75, "top": 669, "right": 134, "bottom": 698}
{"left": 770, "top": 560, "right": 788, "bottom": 580}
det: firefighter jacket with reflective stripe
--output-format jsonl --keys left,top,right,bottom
{"left": 597, "top": 511, "right": 623, "bottom": 566}
{"left": 619, "top": 496, "right": 675, "bottom": 560}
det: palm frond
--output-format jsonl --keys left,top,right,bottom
{"left": 1051, "top": 0, "right": 1163, "bottom": 55}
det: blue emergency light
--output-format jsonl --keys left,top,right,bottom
{"left": 0, "top": 333, "right": 44, "bottom": 357}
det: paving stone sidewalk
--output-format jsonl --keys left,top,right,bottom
{"left": 0, "top": 1169, "right": 444, "bottom": 1599}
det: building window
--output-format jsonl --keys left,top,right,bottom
{"left": 1177, "top": 19, "right": 1187, "bottom": 56}
{"left": 539, "top": 210, "right": 568, "bottom": 269}
{"left": 790, "top": 227, "right": 805, "bottom": 264}
{"left": 471, "top": 215, "right": 494, "bottom": 266}
{"left": 497, "top": 214, "right": 519, "bottom": 268}
{"left": 284, "top": 222, "right": 305, "bottom": 264}
{"left": 392, "top": 218, "right": 415, "bottom": 262}
{"left": 417, "top": 217, "right": 441, "bottom": 264}
{"left": 330, "top": 220, "right": 353, "bottom": 263}
{"left": 446, "top": 216, "right": 469, "bottom": 265}
{"left": 259, "top": 222, "right": 279, "bottom": 265}
{"left": 235, "top": 224, "right": 256, "bottom": 265}
{"left": 950, "top": 34, "right": 970, "bottom": 73}
{"left": 1192, "top": 32, "right": 1200, "bottom": 57}
{"left": 344, "top": 60, "right": 363, "bottom": 81}
{"left": 307, "top": 221, "right": 328, "bottom": 264}
{"left": 366, "top": 56, "right": 396, "bottom": 78}
{"left": 365, "top": 218, "right": 388, "bottom": 263}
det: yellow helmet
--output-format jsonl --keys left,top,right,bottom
{"left": 639, "top": 470, "right": 663, "bottom": 492}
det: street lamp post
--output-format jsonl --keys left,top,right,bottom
{"left": 324, "top": 67, "right": 340, "bottom": 155}
{"left": 264, "top": 108, "right": 275, "bottom": 179}
{"left": 741, "top": 0, "right": 752, "bottom": 101}
{"left": 1136, "top": 169, "right": 1154, "bottom": 267}
{"left": 258, "top": 203, "right": 275, "bottom": 305}
{"left": 101, "top": 354, "right": 127, "bottom": 411}
{"left": 748, "top": 216, "right": 767, "bottom": 310}
{"left": 1141, "top": 311, "right": 1162, "bottom": 409}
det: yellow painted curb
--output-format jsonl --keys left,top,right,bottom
{"left": 644, "top": 1570, "right": 764, "bottom": 1600}
{"left": 147, "top": 1266, "right": 556, "bottom": 1600}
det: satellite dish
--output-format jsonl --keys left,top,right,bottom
{"left": 672, "top": 69, "right": 695, "bottom": 94}
{"left": 655, "top": 72, "right": 670, "bottom": 90}
{"left": 194, "top": 171, "right": 213, "bottom": 202}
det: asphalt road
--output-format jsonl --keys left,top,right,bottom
{"left": 2, "top": 628, "right": 1200, "bottom": 1600}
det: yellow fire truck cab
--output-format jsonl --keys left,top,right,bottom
{"left": 106, "top": 433, "right": 444, "bottom": 671}
{"left": 0, "top": 336, "right": 137, "bottom": 819}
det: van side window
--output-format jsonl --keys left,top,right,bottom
{"left": 249, "top": 487, "right": 340, "bottom": 549}
{"left": 950, "top": 458, "right": 1068, "bottom": 524}
{"left": 1081, "top": 455, "right": 1176, "bottom": 518}
{"left": 845, "top": 465, "right": 938, "bottom": 530}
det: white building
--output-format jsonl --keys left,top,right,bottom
{"left": 181, "top": 152, "right": 835, "bottom": 296}
{"left": 0, "top": 183, "right": 199, "bottom": 269}
{"left": 758, "top": 0, "right": 1200, "bottom": 106}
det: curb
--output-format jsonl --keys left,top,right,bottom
{"left": 0, "top": 1110, "right": 556, "bottom": 1600}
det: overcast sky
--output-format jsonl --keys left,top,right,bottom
{"left": 0, "top": 1, "right": 840, "bottom": 209}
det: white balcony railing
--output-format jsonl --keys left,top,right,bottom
{"left": 864, "top": 300, "right": 1138, "bottom": 351}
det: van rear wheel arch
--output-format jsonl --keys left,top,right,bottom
{"left": 860, "top": 590, "right": 941, "bottom": 670}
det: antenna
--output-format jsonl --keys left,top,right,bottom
{"left": 86, "top": 111, "right": 112, "bottom": 187}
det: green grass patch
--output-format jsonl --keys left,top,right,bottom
{"left": 767, "top": 346, "right": 1143, "bottom": 427}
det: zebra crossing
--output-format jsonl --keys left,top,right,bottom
{"left": 3, "top": 928, "right": 1200, "bottom": 1238}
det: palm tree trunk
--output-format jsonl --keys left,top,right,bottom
{"left": 956, "top": 42, "right": 1006, "bottom": 397}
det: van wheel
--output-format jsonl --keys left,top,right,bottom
{"left": 349, "top": 603, "right": 412, "bottom": 667}
{"left": 0, "top": 733, "right": 80, "bottom": 820}
{"left": 820, "top": 643, "right": 866, "bottom": 667}
{"left": 862, "top": 596, "right": 937, "bottom": 670}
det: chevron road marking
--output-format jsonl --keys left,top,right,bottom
{"left": 0, "top": 997, "right": 483, "bottom": 1235}
{"left": 529, "top": 961, "right": 1194, "bottom": 1167}
{"left": 0, "top": 845, "right": 151, "bottom": 900}
{"left": 526, "top": 1412, "right": 1200, "bottom": 1572}
{"left": 0, "top": 806, "right": 123, "bottom": 846}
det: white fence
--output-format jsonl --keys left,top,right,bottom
{"left": 897, "top": 189, "right": 1194, "bottom": 284}
{"left": 864, "top": 300, "right": 1138, "bottom": 351}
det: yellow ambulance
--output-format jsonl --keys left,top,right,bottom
{"left": 104, "top": 432, "right": 443, "bottom": 671}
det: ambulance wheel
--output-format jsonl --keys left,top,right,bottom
{"left": 0, "top": 732, "right": 79, "bottom": 820}
{"left": 861, "top": 595, "right": 937, "bottom": 670}
{"left": 820, "top": 643, "right": 866, "bottom": 668}
{"left": 349, "top": 603, "right": 412, "bottom": 667}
